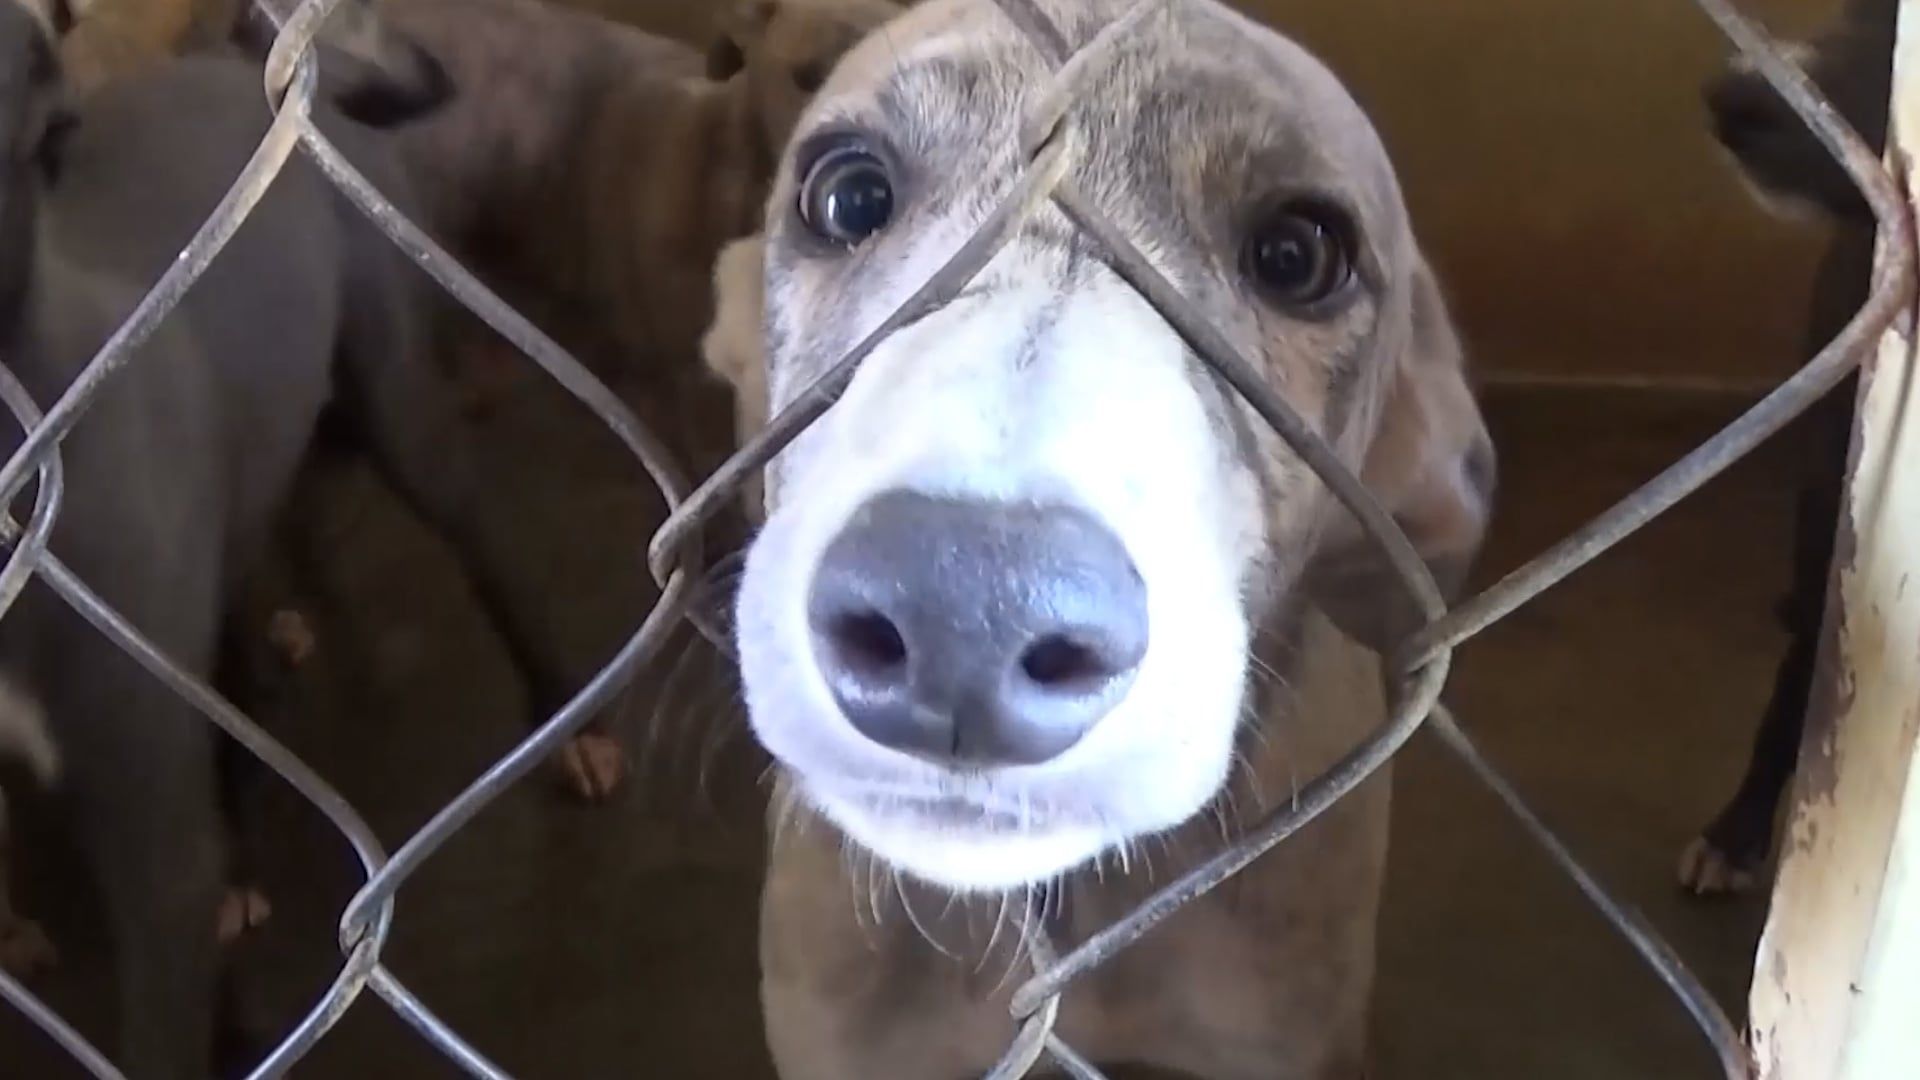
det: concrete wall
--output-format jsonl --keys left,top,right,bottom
{"left": 589, "top": 0, "right": 1850, "bottom": 387}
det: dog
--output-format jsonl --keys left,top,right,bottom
{"left": 355, "top": 0, "right": 900, "bottom": 434}
{"left": 703, "top": 232, "right": 770, "bottom": 522}
{"left": 1677, "top": 0, "right": 1894, "bottom": 897}
{"left": 234, "top": 0, "right": 897, "bottom": 799}
{"left": 701, "top": 1, "right": 1495, "bottom": 1075}
{"left": 0, "top": 4, "right": 572, "bottom": 1073}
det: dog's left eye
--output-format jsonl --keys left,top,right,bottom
{"left": 798, "top": 145, "right": 895, "bottom": 248}
{"left": 1242, "top": 203, "right": 1354, "bottom": 311}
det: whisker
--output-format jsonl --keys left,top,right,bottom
{"left": 895, "top": 870, "right": 959, "bottom": 961}
{"left": 977, "top": 886, "right": 1015, "bottom": 975}
{"left": 841, "top": 840, "right": 878, "bottom": 947}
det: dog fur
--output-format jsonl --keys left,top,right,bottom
{"left": 705, "top": 1, "right": 1494, "bottom": 1074}
{"left": 358, "top": 0, "right": 898, "bottom": 411}
{"left": 0, "top": 6, "right": 566, "bottom": 1074}
{"left": 19, "top": 0, "right": 232, "bottom": 93}
{"left": 278, "top": 0, "right": 898, "bottom": 799}
{"left": 1678, "top": 0, "right": 1894, "bottom": 898}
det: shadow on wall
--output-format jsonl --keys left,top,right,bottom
{"left": 586, "top": 0, "right": 1849, "bottom": 387}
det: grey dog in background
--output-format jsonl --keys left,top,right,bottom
{"left": 0, "top": 3, "right": 565, "bottom": 1074}
{"left": 706, "top": 1, "right": 1494, "bottom": 1074}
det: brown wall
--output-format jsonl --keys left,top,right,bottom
{"left": 1258, "top": 0, "right": 1847, "bottom": 387}
{"left": 590, "top": 0, "right": 1849, "bottom": 386}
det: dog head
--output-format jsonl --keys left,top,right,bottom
{"left": 706, "top": 0, "right": 905, "bottom": 161}
{"left": 1, "top": 1, "right": 71, "bottom": 331}
{"left": 1702, "top": 0, "right": 1894, "bottom": 224}
{"left": 722, "top": 0, "right": 1492, "bottom": 893}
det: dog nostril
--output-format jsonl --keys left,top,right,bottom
{"left": 1019, "top": 634, "right": 1114, "bottom": 691}
{"left": 824, "top": 610, "right": 908, "bottom": 677}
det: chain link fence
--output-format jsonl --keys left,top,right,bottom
{"left": 0, "top": 0, "right": 1911, "bottom": 1076}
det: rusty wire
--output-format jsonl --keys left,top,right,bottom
{"left": 0, "top": 0, "right": 1911, "bottom": 1077}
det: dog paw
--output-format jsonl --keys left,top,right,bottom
{"left": 216, "top": 887, "right": 274, "bottom": 945}
{"left": 0, "top": 915, "right": 58, "bottom": 979}
{"left": 267, "top": 608, "right": 317, "bottom": 668}
{"left": 555, "top": 731, "right": 628, "bottom": 802}
{"left": 1676, "top": 835, "right": 1759, "bottom": 898}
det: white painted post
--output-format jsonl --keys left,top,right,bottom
{"left": 1748, "top": 3, "right": 1920, "bottom": 1075}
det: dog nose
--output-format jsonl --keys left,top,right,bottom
{"left": 807, "top": 491, "right": 1148, "bottom": 767}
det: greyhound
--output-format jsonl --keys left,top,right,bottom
{"left": 236, "top": 0, "right": 900, "bottom": 798}
{"left": 1678, "top": 0, "right": 1894, "bottom": 897}
{"left": 703, "top": 1, "right": 1495, "bottom": 1075}
{"left": 361, "top": 0, "right": 901, "bottom": 440}
{"left": 0, "top": 4, "right": 571, "bottom": 1074}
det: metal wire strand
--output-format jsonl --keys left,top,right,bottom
{"left": 1008, "top": 656, "right": 1451, "bottom": 1020}
{"left": 1398, "top": 0, "right": 1915, "bottom": 675}
{"left": 1425, "top": 705, "right": 1751, "bottom": 1080}
{"left": 0, "top": 363, "right": 65, "bottom": 624}
{"left": 0, "top": 968, "right": 123, "bottom": 1080}
{"left": 0, "top": 50, "right": 318, "bottom": 513}
{"left": 646, "top": 125, "right": 1078, "bottom": 584}
{"left": 985, "top": 919, "right": 1074, "bottom": 1079}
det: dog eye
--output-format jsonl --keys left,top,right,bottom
{"left": 1242, "top": 203, "right": 1354, "bottom": 311}
{"left": 798, "top": 145, "right": 894, "bottom": 248}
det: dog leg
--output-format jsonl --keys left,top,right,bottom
{"left": 1680, "top": 379, "right": 1853, "bottom": 897}
{"left": 209, "top": 616, "right": 277, "bottom": 947}
{"left": 62, "top": 683, "right": 224, "bottom": 1080}
{"left": 0, "top": 791, "right": 57, "bottom": 979}
{"left": 333, "top": 245, "right": 622, "bottom": 800}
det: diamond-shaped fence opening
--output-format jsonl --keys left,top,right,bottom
{"left": 0, "top": 0, "right": 1911, "bottom": 1077}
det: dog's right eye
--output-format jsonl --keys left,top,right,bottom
{"left": 1242, "top": 201, "right": 1355, "bottom": 314}
{"left": 798, "top": 145, "right": 895, "bottom": 248}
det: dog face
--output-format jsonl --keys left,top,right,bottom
{"left": 707, "top": 0, "right": 905, "bottom": 160}
{"left": 726, "top": 0, "right": 1492, "bottom": 893}
{"left": 0, "top": 1, "right": 67, "bottom": 331}
{"left": 1703, "top": 0, "right": 1894, "bottom": 224}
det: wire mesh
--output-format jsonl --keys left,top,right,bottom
{"left": 0, "top": 0, "right": 1911, "bottom": 1077}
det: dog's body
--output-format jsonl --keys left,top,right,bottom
{"left": 362, "top": 0, "right": 897, "bottom": 428}
{"left": 705, "top": 1, "right": 1494, "bottom": 1075}
{"left": 0, "top": 8, "right": 563, "bottom": 1074}
{"left": 263, "top": 0, "right": 898, "bottom": 800}
{"left": 1680, "top": 0, "right": 1893, "bottom": 897}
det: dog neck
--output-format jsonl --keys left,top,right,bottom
{"left": 764, "top": 604, "right": 1391, "bottom": 983}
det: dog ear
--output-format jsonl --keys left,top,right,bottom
{"left": 701, "top": 235, "right": 772, "bottom": 520}
{"left": 702, "top": 235, "right": 767, "bottom": 403}
{"left": 1307, "top": 255, "right": 1495, "bottom": 654}
{"left": 707, "top": 0, "right": 779, "bottom": 81}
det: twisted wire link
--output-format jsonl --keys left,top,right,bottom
{"left": 0, "top": 0, "right": 1910, "bottom": 1077}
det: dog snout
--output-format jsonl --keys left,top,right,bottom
{"left": 806, "top": 491, "right": 1148, "bottom": 767}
